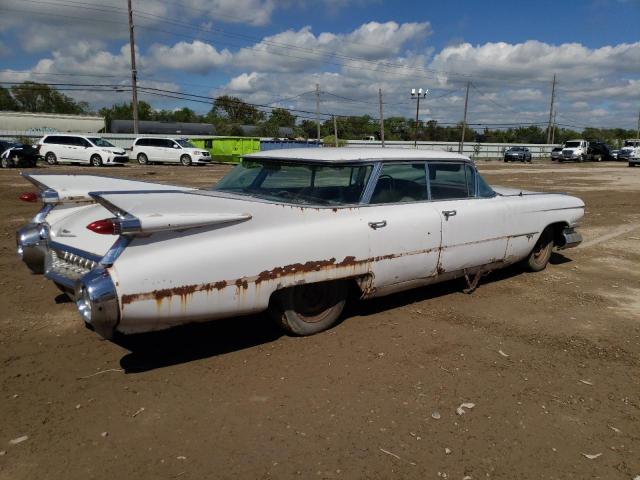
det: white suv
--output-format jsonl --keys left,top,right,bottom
{"left": 38, "top": 134, "right": 128, "bottom": 167}
{"left": 132, "top": 137, "right": 211, "bottom": 166}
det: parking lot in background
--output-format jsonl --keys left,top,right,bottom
{"left": 0, "top": 160, "right": 639, "bottom": 479}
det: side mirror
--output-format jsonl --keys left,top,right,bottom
{"left": 173, "top": 145, "right": 180, "bottom": 149}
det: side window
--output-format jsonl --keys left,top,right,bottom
{"left": 370, "top": 163, "right": 428, "bottom": 204}
{"left": 149, "top": 139, "right": 165, "bottom": 147}
{"left": 136, "top": 139, "right": 148, "bottom": 147}
{"left": 428, "top": 162, "right": 475, "bottom": 200}
{"left": 165, "top": 139, "right": 178, "bottom": 148}
{"left": 68, "top": 137, "right": 83, "bottom": 147}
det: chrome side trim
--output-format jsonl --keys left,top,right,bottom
{"left": 33, "top": 203, "right": 54, "bottom": 223}
{"left": 100, "top": 236, "right": 132, "bottom": 266}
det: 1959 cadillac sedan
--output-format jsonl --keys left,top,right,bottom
{"left": 16, "top": 148, "right": 584, "bottom": 339}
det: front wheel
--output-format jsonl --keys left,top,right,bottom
{"left": 45, "top": 152, "right": 57, "bottom": 165}
{"left": 0, "top": 156, "right": 10, "bottom": 168}
{"left": 90, "top": 154, "right": 103, "bottom": 167}
{"left": 180, "top": 154, "right": 192, "bottom": 166}
{"left": 526, "top": 227, "right": 554, "bottom": 272}
{"left": 269, "top": 280, "right": 348, "bottom": 336}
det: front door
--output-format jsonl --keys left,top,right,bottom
{"left": 366, "top": 162, "right": 442, "bottom": 291}
{"left": 429, "top": 162, "right": 508, "bottom": 273}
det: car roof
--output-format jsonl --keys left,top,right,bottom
{"left": 244, "top": 147, "right": 471, "bottom": 164}
{"left": 42, "top": 133, "right": 87, "bottom": 137}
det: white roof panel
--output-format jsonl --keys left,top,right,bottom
{"left": 245, "top": 147, "right": 471, "bottom": 163}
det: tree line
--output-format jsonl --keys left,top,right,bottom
{"left": 1, "top": 82, "right": 637, "bottom": 146}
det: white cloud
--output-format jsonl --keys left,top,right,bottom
{"left": 148, "top": 41, "right": 232, "bottom": 73}
{"left": 232, "top": 21, "right": 431, "bottom": 73}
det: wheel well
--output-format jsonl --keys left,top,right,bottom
{"left": 267, "top": 275, "right": 372, "bottom": 307}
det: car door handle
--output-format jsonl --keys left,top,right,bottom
{"left": 442, "top": 210, "right": 457, "bottom": 220}
{"left": 368, "top": 220, "right": 387, "bottom": 230}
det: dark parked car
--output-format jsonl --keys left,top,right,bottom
{"left": 504, "top": 146, "right": 532, "bottom": 163}
{"left": 0, "top": 141, "right": 39, "bottom": 168}
{"left": 587, "top": 141, "right": 614, "bottom": 161}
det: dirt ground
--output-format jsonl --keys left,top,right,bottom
{"left": 1, "top": 159, "right": 639, "bottom": 480}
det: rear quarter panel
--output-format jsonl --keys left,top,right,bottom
{"left": 110, "top": 200, "right": 371, "bottom": 334}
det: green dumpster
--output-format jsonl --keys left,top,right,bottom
{"left": 191, "top": 137, "right": 260, "bottom": 164}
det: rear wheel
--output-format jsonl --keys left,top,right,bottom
{"left": 526, "top": 227, "right": 554, "bottom": 272}
{"left": 45, "top": 152, "right": 57, "bottom": 165}
{"left": 269, "top": 281, "right": 348, "bottom": 336}
{"left": 137, "top": 153, "right": 148, "bottom": 165}
{"left": 0, "top": 156, "right": 10, "bottom": 168}
{"left": 180, "top": 154, "right": 192, "bottom": 166}
{"left": 90, "top": 154, "right": 103, "bottom": 167}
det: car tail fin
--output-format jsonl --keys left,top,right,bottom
{"left": 89, "top": 190, "right": 252, "bottom": 235}
{"left": 21, "top": 173, "right": 191, "bottom": 204}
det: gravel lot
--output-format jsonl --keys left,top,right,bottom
{"left": 1, "top": 160, "right": 639, "bottom": 480}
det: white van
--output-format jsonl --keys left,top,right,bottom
{"left": 131, "top": 137, "right": 211, "bottom": 166}
{"left": 37, "top": 134, "right": 128, "bottom": 166}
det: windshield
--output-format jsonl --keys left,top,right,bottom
{"left": 176, "top": 139, "right": 195, "bottom": 148}
{"left": 508, "top": 147, "right": 523, "bottom": 151}
{"left": 623, "top": 140, "right": 639, "bottom": 147}
{"left": 213, "top": 159, "right": 373, "bottom": 205}
{"left": 564, "top": 141, "right": 581, "bottom": 148}
{"left": 88, "top": 137, "right": 116, "bottom": 148}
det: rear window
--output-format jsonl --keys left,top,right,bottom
{"left": 428, "top": 163, "right": 475, "bottom": 200}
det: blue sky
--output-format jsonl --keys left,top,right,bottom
{"left": 0, "top": 0, "right": 639, "bottom": 128}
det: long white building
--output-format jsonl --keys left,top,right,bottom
{"left": 0, "top": 111, "right": 105, "bottom": 134}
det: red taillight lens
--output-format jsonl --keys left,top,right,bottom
{"left": 87, "top": 219, "right": 117, "bottom": 235}
{"left": 19, "top": 192, "right": 39, "bottom": 203}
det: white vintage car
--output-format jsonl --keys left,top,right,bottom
{"left": 16, "top": 148, "right": 584, "bottom": 339}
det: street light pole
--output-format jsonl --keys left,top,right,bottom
{"left": 410, "top": 88, "right": 428, "bottom": 148}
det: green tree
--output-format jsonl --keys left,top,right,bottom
{"left": 211, "top": 95, "right": 264, "bottom": 124}
{"left": 10, "top": 82, "right": 88, "bottom": 114}
{"left": 99, "top": 101, "right": 153, "bottom": 130}
{"left": 0, "top": 86, "right": 18, "bottom": 111}
{"left": 267, "top": 108, "right": 296, "bottom": 127}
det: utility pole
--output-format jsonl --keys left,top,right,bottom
{"left": 379, "top": 88, "right": 385, "bottom": 147}
{"left": 127, "top": 0, "right": 139, "bottom": 135}
{"left": 333, "top": 115, "right": 338, "bottom": 147}
{"left": 551, "top": 111, "right": 557, "bottom": 145}
{"left": 410, "top": 88, "right": 427, "bottom": 148}
{"left": 459, "top": 81, "right": 470, "bottom": 154}
{"left": 636, "top": 109, "right": 640, "bottom": 141}
{"left": 546, "top": 74, "right": 556, "bottom": 145}
{"left": 315, "top": 83, "right": 321, "bottom": 143}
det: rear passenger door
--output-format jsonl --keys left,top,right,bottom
{"left": 430, "top": 162, "right": 508, "bottom": 273}
{"left": 366, "top": 162, "right": 442, "bottom": 291}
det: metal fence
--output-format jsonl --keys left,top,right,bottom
{"left": 345, "top": 140, "right": 559, "bottom": 159}
{"left": 0, "top": 130, "right": 560, "bottom": 159}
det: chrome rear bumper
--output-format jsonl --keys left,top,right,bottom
{"left": 557, "top": 227, "right": 582, "bottom": 250}
{"left": 16, "top": 223, "right": 48, "bottom": 274}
